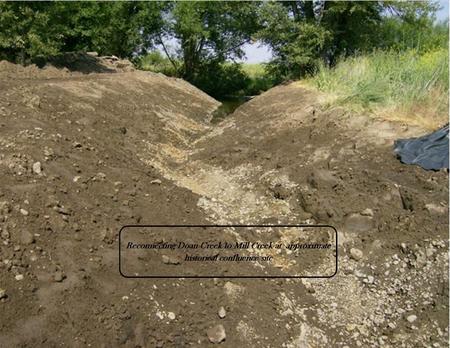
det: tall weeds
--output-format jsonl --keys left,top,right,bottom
{"left": 308, "top": 49, "right": 449, "bottom": 129}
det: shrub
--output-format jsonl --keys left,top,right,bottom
{"left": 136, "top": 51, "right": 178, "bottom": 76}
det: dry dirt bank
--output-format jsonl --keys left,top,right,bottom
{"left": 0, "top": 62, "right": 448, "bottom": 347}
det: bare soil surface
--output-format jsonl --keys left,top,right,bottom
{"left": 0, "top": 60, "right": 448, "bottom": 347}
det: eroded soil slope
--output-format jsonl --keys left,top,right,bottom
{"left": 0, "top": 62, "right": 448, "bottom": 348}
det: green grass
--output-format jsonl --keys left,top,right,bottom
{"left": 306, "top": 48, "right": 449, "bottom": 129}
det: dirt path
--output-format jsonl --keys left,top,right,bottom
{"left": 0, "top": 64, "right": 448, "bottom": 347}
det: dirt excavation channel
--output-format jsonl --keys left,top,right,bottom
{"left": 0, "top": 63, "right": 448, "bottom": 347}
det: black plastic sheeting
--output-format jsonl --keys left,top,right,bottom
{"left": 394, "top": 124, "right": 449, "bottom": 170}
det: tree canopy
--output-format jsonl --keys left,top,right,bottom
{"left": 257, "top": 0, "right": 444, "bottom": 81}
{"left": 165, "top": 1, "right": 261, "bottom": 81}
{"left": 0, "top": 1, "right": 166, "bottom": 62}
{"left": 0, "top": 1, "right": 446, "bottom": 95}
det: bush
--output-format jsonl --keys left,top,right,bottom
{"left": 191, "top": 62, "right": 276, "bottom": 99}
{"left": 190, "top": 62, "right": 250, "bottom": 99}
{"left": 136, "top": 51, "right": 178, "bottom": 76}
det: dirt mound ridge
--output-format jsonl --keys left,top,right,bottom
{"left": 0, "top": 52, "right": 138, "bottom": 78}
{"left": 0, "top": 66, "right": 224, "bottom": 346}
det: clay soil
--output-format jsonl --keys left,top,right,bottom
{"left": 0, "top": 60, "right": 448, "bottom": 347}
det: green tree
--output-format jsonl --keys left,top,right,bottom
{"left": 159, "top": 1, "right": 261, "bottom": 81}
{"left": 0, "top": 1, "right": 165, "bottom": 63}
{"left": 59, "top": 1, "right": 166, "bottom": 57}
{"left": 0, "top": 2, "right": 63, "bottom": 62}
{"left": 257, "top": 0, "right": 442, "bottom": 80}
{"left": 257, "top": 2, "right": 330, "bottom": 81}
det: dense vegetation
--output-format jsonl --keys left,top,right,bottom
{"left": 0, "top": 1, "right": 448, "bottom": 106}
{"left": 306, "top": 47, "right": 448, "bottom": 129}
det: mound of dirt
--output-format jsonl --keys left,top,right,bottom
{"left": 0, "top": 62, "right": 448, "bottom": 348}
{"left": 42, "top": 52, "right": 137, "bottom": 74}
{"left": 0, "top": 65, "right": 221, "bottom": 346}
{"left": 0, "top": 52, "right": 136, "bottom": 79}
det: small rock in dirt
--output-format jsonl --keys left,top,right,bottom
{"left": 406, "top": 314, "right": 417, "bottom": 323}
{"left": 218, "top": 306, "right": 226, "bottom": 319}
{"left": 0, "top": 289, "right": 6, "bottom": 299}
{"left": 53, "top": 271, "right": 65, "bottom": 282}
{"left": 425, "top": 203, "right": 446, "bottom": 215}
{"left": 43, "top": 148, "right": 54, "bottom": 157}
{"left": 167, "top": 312, "right": 176, "bottom": 320}
{"left": 162, "top": 255, "right": 180, "bottom": 265}
{"left": 366, "top": 276, "right": 374, "bottom": 284}
{"left": 1, "top": 230, "right": 9, "bottom": 240}
{"left": 207, "top": 324, "right": 226, "bottom": 344}
{"left": 15, "top": 274, "right": 24, "bottom": 281}
{"left": 344, "top": 213, "right": 374, "bottom": 233}
{"left": 32, "top": 161, "right": 42, "bottom": 174}
{"left": 95, "top": 172, "right": 106, "bottom": 180}
{"left": 20, "top": 208, "right": 29, "bottom": 216}
{"left": 307, "top": 169, "right": 340, "bottom": 190}
{"left": 151, "top": 179, "right": 162, "bottom": 185}
{"left": 400, "top": 243, "right": 408, "bottom": 253}
{"left": 73, "top": 176, "right": 82, "bottom": 183}
{"left": 360, "top": 208, "right": 374, "bottom": 217}
{"left": 350, "top": 248, "right": 363, "bottom": 261}
{"left": 21, "top": 230, "right": 35, "bottom": 245}
{"left": 54, "top": 206, "right": 71, "bottom": 215}
{"left": 0, "top": 201, "right": 11, "bottom": 214}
